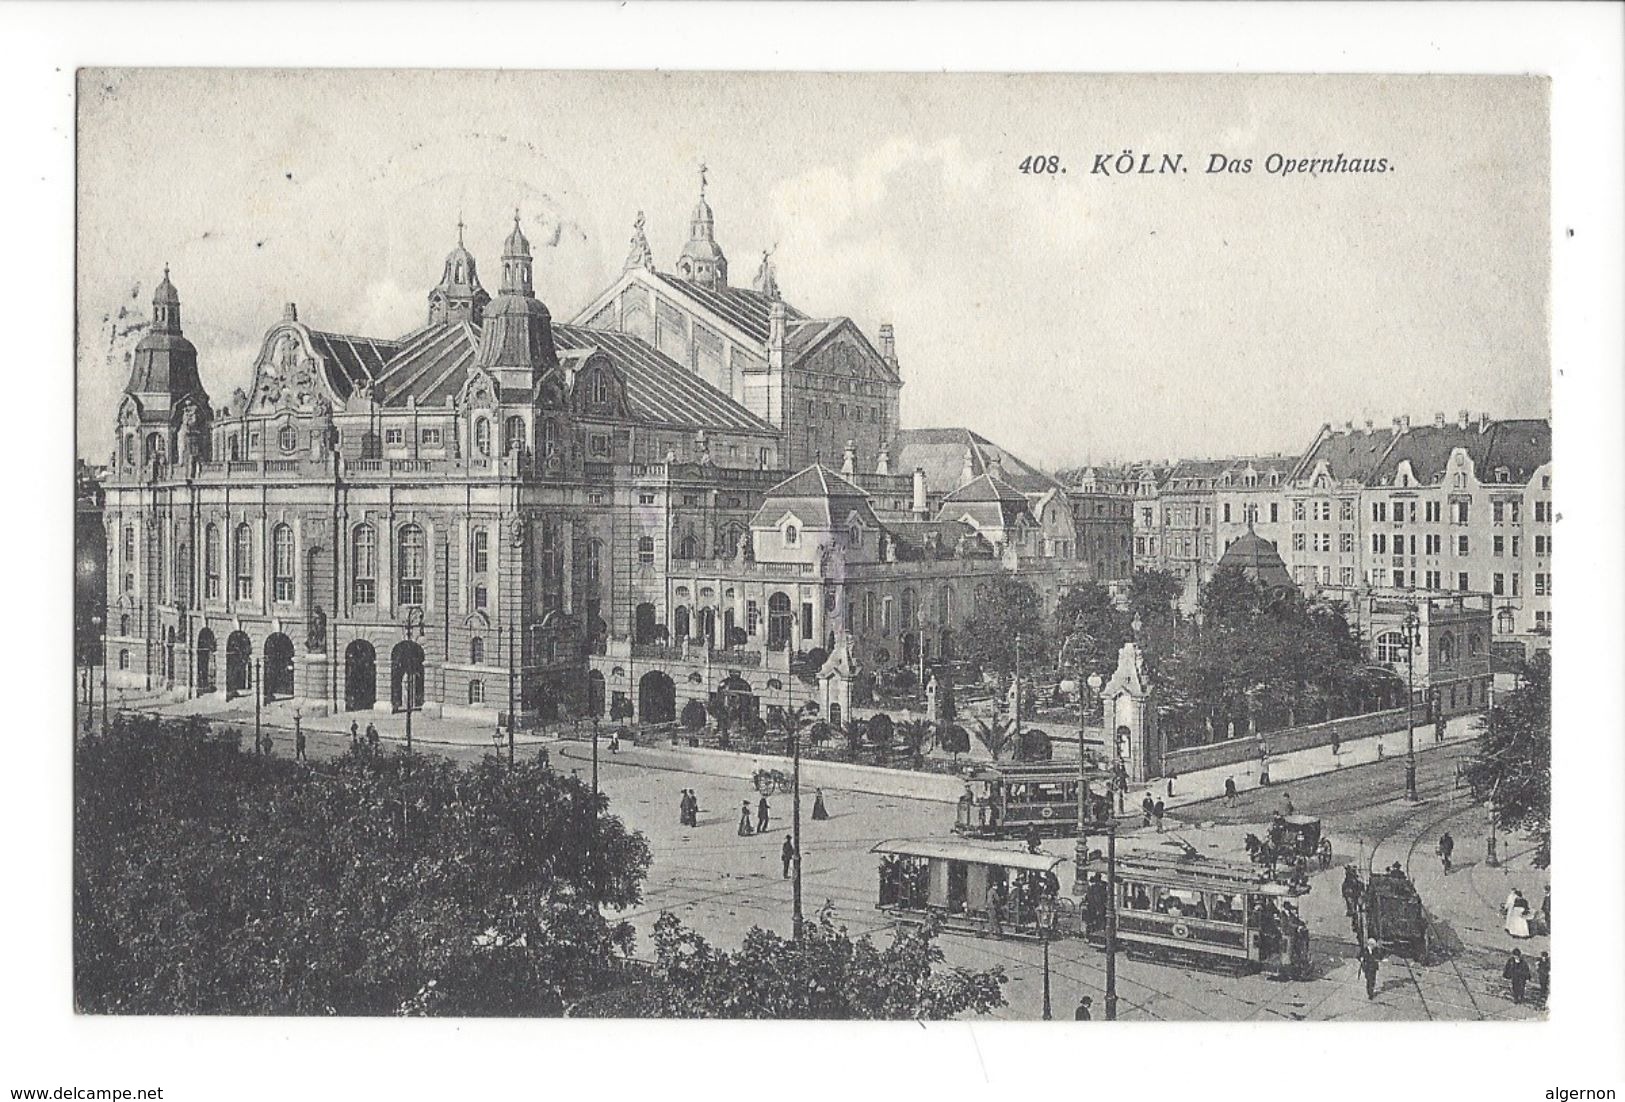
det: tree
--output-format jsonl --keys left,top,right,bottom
{"left": 939, "top": 724, "right": 971, "bottom": 761}
{"left": 1462, "top": 651, "right": 1550, "bottom": 846}
{"left": 962, "top": 577, "right": 1050, "bottom": 675}
{"left": 74, "top": 717, "right": 652, "bottom": 1015}
{"left": 896, "top": 718, "right": 933, "bottom": 765}
{"left": 1054, "top": 582, "right": 1130, "bottom": 676}
{"left": 641, "top": 911, "right": 1006, "bottom": 1019}
{"left": 1018, "top": 728, "right": 1052, "bottom": 762}
{"left": 866, "top": 713, "right": 895, "bottom": 757}
{"left": 1127, "top": 568, "right": 1182, "bottom": 628}
{"left": 972, "top": 717, "right": 1018, "bottom": 762}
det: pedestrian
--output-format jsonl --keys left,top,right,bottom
{"left": 1085, "top": 873, "right": 1108, "bottom": 938}
{"left": 1141, "top": 792, "right": 1154, "bottom": 828}
{"left": 1074, "top": 996, "right": 1093, "bottom": 1020}
{"left": 983, "top": 880, "right": 1002, "bottom": 938}
{"left": 1503, "top": 948, "right": 1531, "bottom": 1004}
{"left": 1026, "top": 824, "right": 1043, "bottom": 854}
{"left": 812, "top": 788, "right": 830, "bottom": 821}
{"left": 1535, "top": 951, "right": 1550, "bottom": 1006}
{"left": 1224, "top": 776, "right": 1238, "bottom": 807}
{"left": 1116, "top": 788, "right": 1125, "bottom": 814}
{"left": 737, "top": 801, "right": 754, "bottom": 837}
{"left": 1282, "top": 792, "right": 1295, "bottom": 817}
{"left": 349, "top": 719, "right": 359, "bottom": 746}
{"left": 781, "top": 834, "right": 795, "bottom": 878}
{"left": 1438, "top": 831, "right": 1455, "bottom": 873}
{"left": 1540, "top": 886, "right": 1550, "bottom": 935}
{"left": 757, "top": 795, "right": 770, "bottom": 834}
{"left": 1166, "top": 774, "right": 1176, "bottom": 799}
{"left": 1153, "top": 798, "right": 1165, "bottom": 833}
{"left": 1360, "top": 939, "right": 1382, "bottom": 1000}
{"left": 366, "top": 722, "right": 379, "bottom": 751}
{"left": 609, "top": 731, "right": 620, "bottom": 754}
{"left": 295, "top": 726, "right": 307, "bottom": 762}
{"left": 1342, "top": 865, "right": 1363, "bottom": 917}
{"left": 1504, "top": 888, "right": 1532, "bottom": 939}
{"left": 679, "top": 789, "right": 691, "bottom": 827}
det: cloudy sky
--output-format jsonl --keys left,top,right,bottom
{"left": 77, "top": 70, "right": 1549, "bottom": 469}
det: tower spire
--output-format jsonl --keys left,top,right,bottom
{"left": 676, "top": 164, "right": 728, "bottom": 287}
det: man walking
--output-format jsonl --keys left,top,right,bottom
{"left": 1141, "top": 792, "right": 1155, "bottom": 828}
{"left": 757, "top": 795, "right": 771, "bottom": 834}
{"left": 1438, "top": 831, "right": 1455, "bottom": 873}
{"left": 983, "top": 880, "right": 1002, "bottom": 938}
{"left": 295, "top": 724, "right": 307, "bottom": 762}
{"left": 349, "top": 719, "right": 359, "bottom": 747}
{"left": 1504, "top": 949, "right": 1532, "bottom": 1004}
{"left": 1224, "top": 776, "right": 1238, "bottom": 807}
{"left": 366, "top": 722, "right": 379, "bottom": 751}
{"left": 1153, "top": 798, "right": 1166, "bottom": 833}
{"left": 1026, "top": 824, "right": 1043, "bottom": 855}
{"left": 781, "top": 834, "right": 796, "bottom": 879}
{"left": 679, "top": 789, "right": 691, "bottom": 827}
{"left": 1074, "top": 996, "right": 1093, "bottom": 1020}
{"left": 1360, "top": 940, "right": 1382, "bottom": 1000}
{"left": 1535, "top": 951, "right": 1550, "bottom": 1007}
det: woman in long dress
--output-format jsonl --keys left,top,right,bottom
{"left": 1504, "top": 888, "right": 1532, "bottom": 938}
{"left": 738, "top": 801, "right": 755, "bottom": 836}
{"left": 812, "top": 788, "right": 830, "bottom": 820}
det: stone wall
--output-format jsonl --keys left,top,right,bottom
{"left": 1160, "top": 706, "right": 1409, "bottom": 777}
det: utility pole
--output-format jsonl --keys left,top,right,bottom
{"left": 1013, "top": 634, "right": 1023, "bottom": 744}
{"left": 1105, "top": 819, "right": 1119, "bottom": 1020}
{"left": 792, "top": 707, "right": 804, "bottom": 939}
{"left": 1404, "top": 603, "right": 1419, "bottom": 800}
{"left": 405, "top": 671, "right": 415, "bottom": 757}
{"left": 507, "top": 618, "right": 516, "bottom": 767}
{"left": 253, "top": 659, "right": 262, "bottom": 753}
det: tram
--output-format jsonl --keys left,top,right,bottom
{"left": 1077, "top": 844, "right": 1309, "bottom": 976}
{"left": 871, "top": 839, "right": 1077, "bottom": 941}
{"left": 953, "top": 762, "right": 1114, "bottom": 840}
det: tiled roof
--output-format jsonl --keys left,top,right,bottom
{"left": 893, "top": 427, "right": 1062, "bottom": 497}
{"left": 762, "top": 464, "right": 870, "bottom": 500}
{"left": 1372, "top": 419, "right": 1550, "bottom": 487}
{"left": 651, "top": 273, "right": 807, "bottom": 342}
{"left": 553, "top": 326, "right": 776, "bottom": 435}
{"left": 311, "top": 319, "right": 774, "bottom": 435}
{"left": 882, "top": 519, "right": 980, "bottom": 560}
{"left": 1293, "top": 426, "right": 1400, "bottom": 485}
{"left": 752, "top": 464, "right": 875, "bottom": 528}
{"left": 309, "top": 329, "right": 401, "bottom": 399}
{"left": 1217, "top": 531, "right": 1296, "bottom": 591}
{"left": 944, "top": 472, "right": 1029, "bottom": 504}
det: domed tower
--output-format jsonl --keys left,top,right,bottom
{"left": 675, "top": 165, "right": 728, "bottom": 288}
{"left": 476, "top": 213, "right": 558, "bottom": 393}
{"left": 428, "top": 220, "right": 490, "bottom": 325}
{"left": 118, "top": 267, "right": 211, "bottom": 474}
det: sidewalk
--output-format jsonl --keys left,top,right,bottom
{"left": 1155, "top": 713, "right": 1481, "bottom": 810}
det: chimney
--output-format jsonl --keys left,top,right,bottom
{"left": 1343, "top": 421, "right": 1354, "bottom": 433}
{"left": 1364, "top": 419, "right": 1375, "bottom": 433}
{"left": 768, "top": 299, "right": 787, "bottom": 365}
{"left": 283, "top": 302, "right": 298, "bottom": 322}
{"left": 875, "top": 441, "right": 891, "bottom": 476}
{"left": 987, "top": 451, "right": 1005, "bottom": 482}
{"left": 912, "top": 467, "right": 928, "bottom": 518}
{"left": 1479, "top": 411, "right": 1491, "bottom": 433}
{"left": 1458, "top": 409, "right": 1471, "bottom": 431}
{"left": 878, "top": 323, "right": 897, "bottom": 368}
{"left": 959, "top": 446, "right": 977, "bottom": 488}
{"left": 1435, "top": 412, "right": 1447, "bottom": 428}
{"left": 841, "top": 439, "right": 857, "bottom": 478}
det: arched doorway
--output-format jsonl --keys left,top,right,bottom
{"left": 195, "top": 628, "right": 217, "bottom": 694}
{"left": 638, "top": 670, "right": 676, "bottom": 723}
{"left": 586, "top": 670, "right": 607, "bottom": 717}
{"left": 344, "top": 640, "right": 377, "bottom": 711}
{"left": 635, "top": 603, "right": 658, "bottom": 644}
{"left": 767, "top": 592, "right": 794, "bottom": 651}
{"left": 901, "top": 632, "right": 919, "bottom": 665}
{"left": 264, "top": 633, "right": 296, "bottom": 700}
{"left": 225, "top": 631, "right": 252, "bottom": 699}
{"left": 698, "top": 607, "right": 717, "bottom": 645}
{"left": 713, "top": 674, "right": 757, "bottom": 727}
{"left": 673, "top": 606, "right": 690, "bottom": 640}
{"left": 391, "top": 640, "right": 426, "bottom": 712}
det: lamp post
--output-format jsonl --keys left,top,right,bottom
{"left": 88, "top": 613, "right": 102, "bottom": 733}
{"left": 792, "top": 703, "right": 804, "bottom": 940}
{"left": 1037, "top": 896, "right": 1058, "bottom": 1020}
{"left": 404, "top": 670, "right": 415, "bottom": 757}
{"left": 1402, "top": 603, "right": 1420, "bottom": 801}
{"left": 1105, "top": 818, "right": 1120, "bottom": 1021}
{"left": 507, "top": 618, "right": 516, "bottom": 768}
{"left": 253, "top": 659, "right": 262, "bottom": 754}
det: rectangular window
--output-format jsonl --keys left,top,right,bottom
{"left": 1371, "top": 533, "right": 1387, "bottom": 554}
{"left": 1339, "top": 567, "right": 1355, "bottom": 586}
{"left": 1425, "top": 534, "right": 1441, "bottom": 555}
{"left": 1426, "top": 570, "right": 1441, "bottom": 589}
{"left": 1223, "top": 503, "right": 1231, "bottom": 523}
{"left": 420, "top": 427, "right": 442, "bottom": 446}
{"left": 882, "top": 597, "right": 894, "bottom": 634}
{"left": 1510, "top": 501, "right": 1522, "bottom": 524}
{"left": 1340, "top": 532, "right": 1355, "bottom": 553}
{"left": 590, "top": 434, "right": 610, "bottom": 457}
{"left": 746, "top": 600, "right": 760, "bottom": 634}
{"left": 1452, "top": 499, "right": 1470, "bottom": 524}
{"left": 683, "top": 494, "right": 699, "bottom": 507}
{"left": 1535, "top": 573, "right": 1550, "bottom": 597}
{"left": 472, "top": 528, "right": 489, "bottom": 573}
{"left": 1270, "top": 503, "right": 1279, "bottom": 523}
{"left": 1339, "top": 499, "right": 1354, "bottom": 522}
{"left": 1511, "top": 536, "right": 1521, "bottom": 558}
{"left": 1535, "top": 610, "right": 1550, "bottom": 630}
{"left": 801, "top": 602, "right": 814, "bottom": 640}
{"left": 1372, "top": 501, "right": 1387, "bottom": 522}
{"left": 1511, "top": 573, "right": 1521, "bottom": 597}
{"left": 587, "top": 491, "right": 604, "bottom": 505}
{"left": 385, "top": 428, "right": 405, "bottom": 446}
{"left": 1493, "top": 573, "right": 1505, "bottom": 596}
{"left": 1492, "top": 500, "right": 1504, "bottom": 523}
{"left": 1457, "top": 572, "right": 1470, "bottom": 591}
{"left": 1493, "top": 536, "right": 1504, "bottom": 556}
{"left": 1425, "top": 500, "right": 1442, "bottom": 523}
{"left": 1456, "top": 535, "right": 1469, "bottom": 556}
{"left": 474, "top": 584, "right": 488, "bottom": 610}
{"left": 1535, "top": 535, "right": 1549, "bottom": 556}
{"left": 638, "top": 492, "right": 656, "bottom": 506}
{"left": 638, "top": 536, "right": 655, "bottom": 565}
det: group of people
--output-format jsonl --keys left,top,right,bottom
{"left": 1502, "top": 947, "right": 1550, "bottom": 1006}
{"left": 348, "top": 719, "right": 381, "bottom": 752}
{"left": 1139, "top": 792, "right": 1166, "bottom": 832}
{"left": 1503, "top": 885, "right": 1549, "bottom": 939}
{"left": 717, "top": 789, "right": 828, "bottom": 836}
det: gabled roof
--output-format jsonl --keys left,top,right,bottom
{"left": 762, "top": 463, "right": 871, "bottom": 500}
{"left": 944, "top": 472, "right": 1030, "bottom": 504}
{"left": 309, "top": 329, "right": 402, "bottom": 399}
{"left": 552, "top": 326, "right": 776, "bottom": 434}
{"left": 752, "top": 464, "right": 876, "bottom": 528}
{"left": 893, "top": 427, "right": 1062, "bottom": 496}
{"left": 1373, "top": 419, "right": 1550, "bottom": 487}
{"left": 651, "top": 272, "right": 808, "bottom": 342}
{"left": 1292, "top": 425, "right": 1400, "bottom": 485}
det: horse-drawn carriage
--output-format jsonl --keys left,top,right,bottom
{"left": 1359, "top": 869, "right": 1430, "bottom": 962}
{"left": 1245, "top": 815, "right": 1332, "bottom": 889}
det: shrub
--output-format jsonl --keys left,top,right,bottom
{"left": 680, "top": 700, "right": 708, "bottom": 732}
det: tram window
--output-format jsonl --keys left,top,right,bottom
{"left": 1128, "top": 884, "right": 1152, "bottom": 910}
{"left": 1161, "top": 889, "right": 1207, "bottom": 919}
{"left": 1210, "top": 894, "right": 1245, "bottom": 924}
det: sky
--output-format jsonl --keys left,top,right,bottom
{"left": 76, "top": 70, "right": 1550, "bottom": 470}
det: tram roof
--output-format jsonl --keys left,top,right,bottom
{"left": 966, "top": 762, "right": 1114, "bottom": 781}
{"left": 1081, "top": 849, "right": 1292, "bottom": 894}
{"left": 871, "top": 839, "right": 1069, "bottom": 874}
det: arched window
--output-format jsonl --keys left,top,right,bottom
{"left": 122, "top": 434, "right": 135, "bottom": 465}
{"left": 468, "top": 679, "right": 484, "bottom": 704}
{"left": 118, "top": 649, "right": 130, "bottom": 671}
{"left": 504, "top": 416, "right": 526, "bottom": 455}
{"left": 637, "top": 536, "right": 655, "bottom": 564}
{"left": 119, "top": 614, "right": 130, "bottom": 636}
{"left": 901, "top": 587, "right": 917, "bottom": 630}
{"left": 474, "top": 584, "right": 488, "bottom": 610}
{"left": 352, "top": 524, "right": 377, "bottom": 604}
{"left": 278, "top": 425, "right": 298, "bottom": 453}
{"left": 474, "top": 418, "right": 491, "bottom": 457}
{"left": 228, "top": 436, "right": 241, "bottom": 461}
{"left": 272, "top": 524, "right": 295, "bottom": 602}
{"left": 397, "top": 524, "right": 426, "bottom": 606}
{"left": 678, "top": 534, "right": 699, "bottom": 559}
{"left": 540, "top": 419, "right": 557, "bottom": 457}
{"left": 1437, "top": 632, "right": 1456, "bottom": 667}
{"left": 1468, "top": 632, "right": 1483, "bottom": 656}
{"left": 937, "top": 586, "right": 955, "bottom": 627}
{"left": 470, "top": 637, "right": 485, "bottom": 664}
{"left": 234, "top": 523, "right": 254, "bottom": 600}
{"left": 783, "top": 524, "right": 799, "bottom": 547}
{"left": 1496, "top": 608, "right": 1514, "bottom": 634}
{"left": 1375, "top": 631, "right": 1408, "bottom": 664}
{"left": 590, "top": 371, "right": 609, "bottom": 405}
{"left": 176, "top": 541, "right": 191, "bottom": 605}
{"left": 717, "top": 525, "right": 742, "bottom": 559}
{"left": 204, "top": 524, "right": 221, "bottom": 599}
{"left": 145, "top": 432, "right": 164, "bottom": 465}
{"left": 586, "top": 539, "right": 603, "bottom": 584}
{"left": 473, "top": 528, "right": 489, "bottom": 574}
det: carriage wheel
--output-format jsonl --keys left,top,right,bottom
{"left": 754, "top": 772, "right": 776, "bottom": 795}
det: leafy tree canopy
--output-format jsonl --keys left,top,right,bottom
{"left": 963, "top": 577, "right": 1050, "bottom": 674}
{"left": 1462, "top": 650, "right": 1550, "bottom": 841}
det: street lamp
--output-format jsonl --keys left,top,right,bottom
{"left": 1104, "top": 818, "right": 1120, "bottom": 1021}
{"left": 792, "top": 702, "right": 804, "bottom": 940}
{"left": 1037, "top": 896, "right": 1058, "bottom": 1020}
{"left": 1402, "top": 602, "right": 1421, "bottom": 801}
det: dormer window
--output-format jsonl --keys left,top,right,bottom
{"left": 784, "top": 524, "right": 799, "bottom": 547}
{"left": 850, "top": 523, "right": 863, "bottom": 547}
{"left": 278, "top": 425, "right": 297, "bottom": 453}
{"left": 590, "top": 371, "right": 609, "bottom": 405}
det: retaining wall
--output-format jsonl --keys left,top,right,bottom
{"left": 1161, "top": 706, "right": 1409, "bottom": 777}
{"left": 618, "top": 741, "right": 967, "bottom": 803}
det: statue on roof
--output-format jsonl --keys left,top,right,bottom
{"left": 753, "top": 247, "right": 780, "bottom": 300}
{"left": 624, "top": 210, "right": 654, "bottom": 272}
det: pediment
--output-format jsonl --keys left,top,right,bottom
{"left": 247, "top": 323, "right": 340, "bottom": 416}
